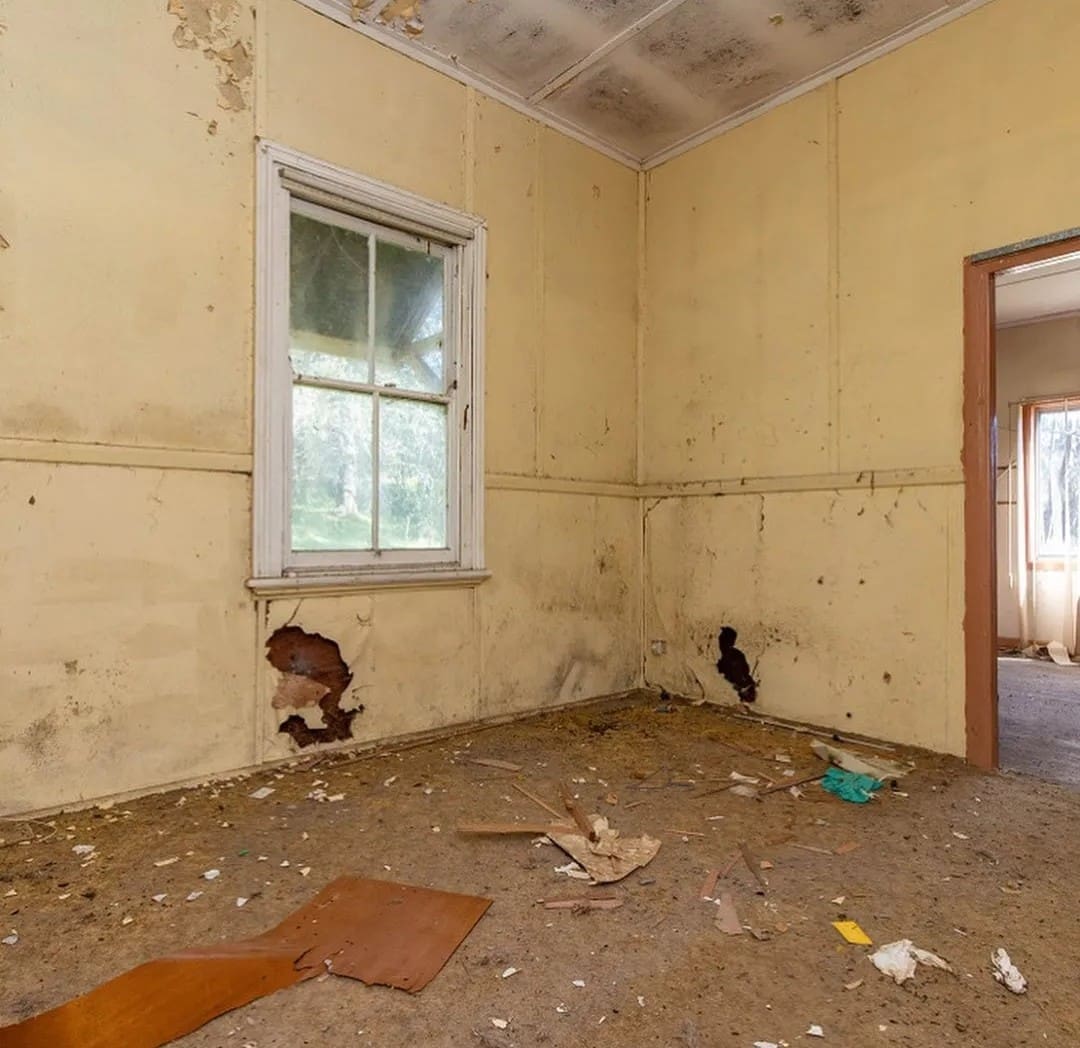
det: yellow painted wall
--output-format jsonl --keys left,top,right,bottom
{"left": 642, "top": 0, "right": 1080, "bottom": 755}
{"left": 8, "top": 0, "right": 1074, "bottom": 812}
{"left": 0, "top": 0, "right": 640, "bottom": 814}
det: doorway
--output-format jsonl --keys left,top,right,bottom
{"left": 964, "top": 230, "right": 1080, "bottom": 783}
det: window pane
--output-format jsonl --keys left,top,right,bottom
{"left": 291, "top": 385, "right": 373, "bottom": 551}
{"left": 1036, "top": 406, "right": 1080, "bottom": 555}
{"left": 289, "top": 210, "right": 370, "bottom": 383}
{"left": 374, "top": 239, "right": 445, "bottom": 394}
{"left": 379, "top": 398, "right": 448, "bottom": 549}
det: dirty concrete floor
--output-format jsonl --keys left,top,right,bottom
{"left": 1, "top": 698, "right": 1076, "bottom": 1047}
{"left": 999, "top": 656, "right": 1080, "bottom": 787}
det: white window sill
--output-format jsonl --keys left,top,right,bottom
{"left": 246, "top": 568, "right": 491, "bottom": 598}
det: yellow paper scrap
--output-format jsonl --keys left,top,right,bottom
{"left": 832, "top": 920, "right": 872, "bottom": 945}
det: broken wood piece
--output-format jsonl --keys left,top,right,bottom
{"left": 714, "top": 892, "right": 743, "bottom": 935}
{"left": 548, "top": 816, "right": 661, "bottom": 885}
{"left": 810, "top": 740, "right": 911, "bottom": 781}
{"left": 789, "top": 843, "right": 833, "bottom": 856}
{"left": 542, "top": 896, "right": 623, "bottom": 911}
{"left": 467, "top": 757, "right": 523, "bottom": 772}
{"left": 510, "top": 783, "right": 565, "bottom": 822}
{"left": 457, "top": 822, "right": 574, "bottom": 835}
{"left": 719, "top": 852, "right": 740, "bottom": 877}
{"left": 700, "top": 869, "right": 721, "bottom": 900}
{"left": 0, "top": 877, "right": 490, "bottom": 1048}
{"left": 738, "top": 841, "right": 769, "bottom": 892}
{"left": 664, "top": 828, "right": 705, "bottom": 837}
{"left": 757, "top": 772, "right": 825, "bottom": 797}
{"left": 560, "top": 782, "right": 598, "bottom": 841}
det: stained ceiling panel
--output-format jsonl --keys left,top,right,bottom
{"left": 397, "top": 0, "right": 673, "bottom": 99}
{"left": 316, "top": 0, "right": 987, "bottom": 166}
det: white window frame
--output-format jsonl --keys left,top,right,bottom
{"left": 250, "top": 141, "right": 486, "bottom": 594}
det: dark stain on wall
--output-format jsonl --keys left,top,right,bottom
{"left": 266, "top": 626, "right": 363, "bottom": 748}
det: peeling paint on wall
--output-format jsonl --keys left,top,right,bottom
{"left": 266, "top": 626, "right": 364, "bottom": 747}
{"left": 167, "top": 0, "right": 252, "bottom": 111}
{"left": 376, "top": 0, "right": 425, "bottom": 37}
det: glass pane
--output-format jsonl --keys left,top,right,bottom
{"left": 1036, "top": 406, "right": 1080, "bottom": 555}
{"left": 291, "top": 385, "right": 373, "bottom": 552}
{"left": 289, "top": 210, "right": 371, "bottom": 383}
{"left": 378, "top": 398, "right": 448, "bottom": 549}
{"left": 374, "top": 239, "right": 445, "bottom": 394}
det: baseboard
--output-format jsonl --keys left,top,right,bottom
{"left": 2, "top": 688, "right": 651, "bottom": 821}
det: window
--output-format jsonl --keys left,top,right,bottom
{"left": 1026, "top": 397, "right": 1080, "bottom": 562}
{"left": 252, "top": 143, "right": 486, "bottom": 592}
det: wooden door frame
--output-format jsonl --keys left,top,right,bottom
{"left": 963, "top": 230, "right": 1080, "bottom": 769}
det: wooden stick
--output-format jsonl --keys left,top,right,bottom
{"left": 511, "top": 783, "right": 565, "bottom": 822}
{"left": 738, "top": 841, "right": 769, "bottom": 892}
{"left": 700, "top": 869, "right": 721, "bottom": 900}
{"left": 691, "top": 781, "right": 745, "bottom": 799}
{"left": 457, "top": 821, "right": 574, "bottom": 835}
{"left": 789, "top": 843, "right": 833, "bottom": 856}
{"left": 664, "top": 828, "right": 706, "bottom": 837}
{"left": 468, "top": 757, "right": 522, "bottom": 772}
{"left": 757, "top": 772, "right": 825, "bottom": 797}
{"left": 719, "top": 851, "right": 740, "bottom": 878}
{"left": 542, "top": 897, "right": 623, "bottom": 911}
{"left": 560, "top": 783, "right": 597, "bottom": 841}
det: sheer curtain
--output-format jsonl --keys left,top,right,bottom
{"left": 1011, "top": 398, "right": 1080, "bottom": 654}
{"left": 1056, "top": 397, "right": 1080, "bottom": 654}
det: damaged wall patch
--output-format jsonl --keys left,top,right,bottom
{"left": 167, "top": 0, "right": 252, "bottom": 111}
{"left": 266, "top": 626, "right": 364, "bottom": 748}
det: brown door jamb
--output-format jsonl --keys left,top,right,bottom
{"left": 962, "top": 231, "right": 1080, "bottom": 770}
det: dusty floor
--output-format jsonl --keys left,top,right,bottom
{"left": 1, "top": 698, "right": 1077, "bottom": 1047}
{"left": 998, "top": 656, "right": 1080, "bottom": 786}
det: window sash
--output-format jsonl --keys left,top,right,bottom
{"left": 254, "top": 141, "right": 484, "bottom": 585}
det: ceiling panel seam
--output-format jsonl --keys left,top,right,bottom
{"left": 526, "top": 0, "right": 695, "bottom": 104}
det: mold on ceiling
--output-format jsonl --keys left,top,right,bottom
{"left": 306, "top": 0, "right": 988, "bottom": 166}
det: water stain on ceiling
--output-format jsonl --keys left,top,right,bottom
{"left": 311, "top": 0, "right": 982, "bottom": 165}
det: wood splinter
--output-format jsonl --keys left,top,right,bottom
{"left": 559, "top": 782, "right": 598, "bottom": 842}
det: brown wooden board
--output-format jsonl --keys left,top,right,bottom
{"left": 0, "top": 877, "right": 490, "bottom": 1048}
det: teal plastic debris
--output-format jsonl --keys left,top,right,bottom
{"left": 822, "top": 767, "right": 882, "bottom": 804}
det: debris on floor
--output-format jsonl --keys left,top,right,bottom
{"left": 0, "top": 698, "right": 1069, "bottom": 1046}
{"left": 548, "top": 815, "right": 661, "bottom": 884}
{"left": 1046, "top": 641, "right": 1074, "bottom": 667}
{"left": 821, "top": 767, "right": 882, "bottom": 804}
{"left": 832, "top": 920, "right": 873, "bottom": 946}
{"left": 810, "top": 740, "right": 911, "bottom": 781}
{"left": 991, "top": 947, "right": 1028, "bottom": 994}
{"left": 869, "top": 939, "right": 952, "bottom": 985}
{"left": 714, "top": 892, "right": 743, "bottom": 935}
{"left": 0, "top": 877, "right": 490, "bottom": 1047}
